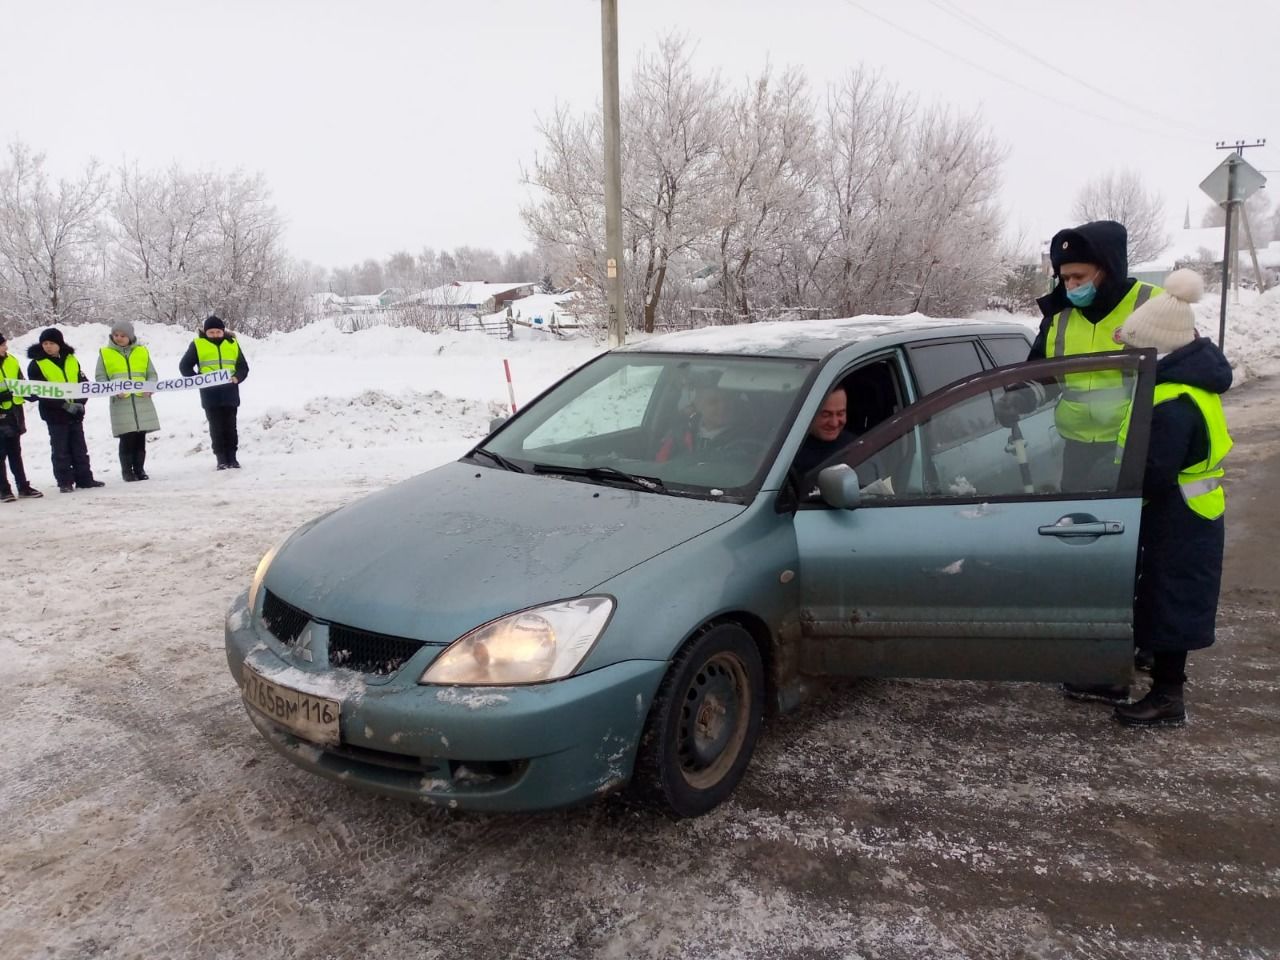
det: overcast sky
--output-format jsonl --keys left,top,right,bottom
{"left": 2, "top": 0, "right": 1276, "bottom": 270}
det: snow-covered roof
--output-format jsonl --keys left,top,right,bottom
{"left": 1134, "top": 227, "right": 1227, "bottom": 271}
{"left": 620, "top": 314, "right": 1024, "bottom": 359}
{"left": 401, "top": 281, "right": 537, "bottom": 307}
{"left": 1250, "top": 240, "right": 1280, "bottom": 269}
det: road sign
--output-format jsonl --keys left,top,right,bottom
{"left": 1200, "top": 156, "right": 1267, "bottom": 206}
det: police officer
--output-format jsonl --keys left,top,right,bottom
{"left": 0, "top": 331, "right": 42, "bottom": 500}
{"left": 998, "top": 220, "right": 1163, "bottom": 492}
{"left": 1109, "top": 269, "right": 1231, "bottom": 725}
{"left": 179, "top": 315, "right": 249, "bottom": 470}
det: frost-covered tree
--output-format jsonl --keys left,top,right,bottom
{"left": 110, "top": 163, "right": 218, "bottom": 325}
{"left": 523, "top": 52, "right": 1008, "bottom": 330}
{"left": 623, "top": 35, "right": 725, "bottom": 332}
{"left": 0, "top": 142, "right": 107, "bottom": 327}
{"left": 109, "top": 165, "right": 287, "bottom": 329}
{"left": 705, "top": 64, "right": 820, "bottom": 321}
{"left": 1072, "top": 169, "right": 1169, "bottom": 268}
{"left": 524, "top": 35, "right": 727, "bottom": 333}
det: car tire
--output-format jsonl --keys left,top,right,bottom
{"left": 632, "top": 623, "right": 764, "bottom": 818}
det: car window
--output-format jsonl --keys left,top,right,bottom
{"left": 524, "top": 365, "right": 662, "bottom": 447}
{"left": 982, "top": 335, "right": 1032, "bottom": 368}
{"left": 828, "top": 357, "right": 1146, "bottom": 504}
{"left": 908, "top": 339, "right": 994, "bottom": 454}
{"left": 481, "top": 354, "right": 815, "bottom": 497}
{"left": 908, "top": 339, "right": 986, "bottom": 392}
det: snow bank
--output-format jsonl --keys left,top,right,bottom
{"left": 3, "top": 292, "right": 1274, "bottom": 495}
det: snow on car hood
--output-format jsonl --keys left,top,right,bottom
{"left": 262, "top": 460, "right": 743, "bottom": 645}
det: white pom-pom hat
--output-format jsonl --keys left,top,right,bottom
{"left": 1116, "top": 268, "right": 1204, "bottom": 354}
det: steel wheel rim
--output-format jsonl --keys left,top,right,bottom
{"left": 676, "top": 651, "right": 751, "bottom": 790}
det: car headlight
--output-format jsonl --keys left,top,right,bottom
{"left": 248, "top": 534, "right": 288, "bottom": 616}
{"left": 421, "top": 597, "right": 614, "bottom": 685}
{"left": 248, "top": 513, "right": 335, "bottom": 615}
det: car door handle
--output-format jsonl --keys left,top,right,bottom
{"left": 1038, "top": 519, "right": 1125, "bottom": 538}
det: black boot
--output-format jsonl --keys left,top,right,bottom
{"left": 121, "top": 454, "right": 139, "bottom": 482}
{"left": 134, "top": 449, "right": 149, "bottom": 481}
{"left": 1115, "top": 682, "right": 1185, "bottom": 726}
{"left": 1061, "top": 682, "right": 1131, "bottom": 705}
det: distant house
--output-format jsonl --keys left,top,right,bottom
{"left": 1132, "top": 227, "right": 1226, "bottom": 284}
{"left": 398, "top": 281, "right": 537, "bottom": 314}
{"left": 308, "top": 291, "right": 400, "bottom": 315}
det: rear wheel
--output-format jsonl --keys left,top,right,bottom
{"left": 632, "top": 623, "right": 764, "bottom": 817}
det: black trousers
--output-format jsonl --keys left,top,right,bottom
{"left": 205, "top": 406, "right": 239, "bottom": 464}
{"left": 1152, "top": 650, "right": 1188, "bottom": 686}
{"left": 0, "top": 431, "right": 29, "bottom": 491}
{"left": 118, "top": 432, "right": 147, "bottom": 474}
{"left": 1061, "top": 439, "right": 1115, "bottom": 493}
{"left": 46, "top": 420, "right": 95, "bottom": 486}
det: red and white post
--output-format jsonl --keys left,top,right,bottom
{"left": 503, "top": 359, "right": 518, "bottom": 413}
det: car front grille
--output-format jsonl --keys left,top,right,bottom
{"left": 262, "top": 589, "right": 309, "bottom": 644}
{"left": 329, "top": 625, "right": 426, "bottom": 676}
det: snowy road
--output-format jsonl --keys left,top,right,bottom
{"left": 3, "top": 342, "right": 1278, "bottom": 959}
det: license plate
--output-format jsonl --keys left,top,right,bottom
{"left": 241, "top": 666, "right": 341, "bottom": 746}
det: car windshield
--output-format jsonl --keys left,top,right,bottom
{"left": 474, "top": 353, "right": 815, "bottom": 499}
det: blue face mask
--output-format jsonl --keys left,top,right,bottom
{"left": 1066, "top": 281, "right": 1097, "bottom": 307}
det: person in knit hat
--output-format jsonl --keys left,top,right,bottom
{"left": 1106, "top": 268, "right": 1233, "bottom": 725}
{"left": 178, "top": 314, "right": 250, "bottom": 469}
{"left": 26, "top": 326, "right": 105, "bottom": 492}
{"left": 0, "top": 330, "right": 43, "bottom": 501}
{"left": 95, "top": 319, "right": 160, "bottom": 481}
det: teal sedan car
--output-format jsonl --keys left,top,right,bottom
{"left": 225, "top": 317, "right": 1157, "bottom": 817}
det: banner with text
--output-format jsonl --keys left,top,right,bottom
{"left": 1, "top": 370, "right": 232, "bottom": 401}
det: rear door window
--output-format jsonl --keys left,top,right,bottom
{"left": 907, "top": 339, "right": 993, "bottom": 453}
{"left": 982, "top": 335, "right": 1032, "bottom": 368}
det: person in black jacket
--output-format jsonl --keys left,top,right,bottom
{"left": 1109, "top": 269, "right": 1232, "bottom": 725}
{"left": 179, "top": 315, "right": 250, "bottom": 470}
{"left": 26, "top": 328, "right": 104, "bottom": 493}
{"left": 0, "top": 331, "right": 43, "bottom": 500}
{"left": 997, "top": 221, "right": 1163, "bottom": 492}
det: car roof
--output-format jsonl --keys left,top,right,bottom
{"left": 617, "top": 314, "right": 1035, "bottom": 361}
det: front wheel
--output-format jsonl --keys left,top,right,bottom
{"left": 632, "top": 623, "right": 764, "bottom": 818}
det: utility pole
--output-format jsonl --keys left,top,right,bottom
{"left": 601, "top": 0, "right": 626, "bottom": 348}
{"left": 1210, "top": 139, "right": 1266, "bottom": 348}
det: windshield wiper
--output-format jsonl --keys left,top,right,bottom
{"left": 469, "top": 448, "right": 526, "bottom": 473}
{"left": 532, "top": 463, "right": 666, "bottom": 492}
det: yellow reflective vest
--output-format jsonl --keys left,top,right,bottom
{"left": 194, "top": 337, "right": 240, "bottom": 374}
{"left": 36, "top": 355, "right": 81, "bottom": 385}
{"left": 1046, "top": 281, "right": 1162, "bottom": 442}
{"left": 99, "top": 344, "right": 151, "bottom": 397}
{"left": 1, "top": 354, "right": 22, "bottom": 408}
{"left": 1117, "top": 382, "right": 1233, "bottom": 520}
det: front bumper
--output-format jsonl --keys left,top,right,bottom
{"left": 224, "top": 590, "right": 667, "bottom": 811}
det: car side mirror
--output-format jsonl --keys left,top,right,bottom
{"left": 489, "top": 415, "right": 508, "bottom": 433}
{"left": 818, "top": 464, "right": 862, "bottom": 510}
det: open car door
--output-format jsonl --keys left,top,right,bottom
{"left": 792, "top": 351, "right": 1156, "bottom": 684}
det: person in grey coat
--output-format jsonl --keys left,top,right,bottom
{"left": 95, "top": 320, "right": 160, "bottom": 481}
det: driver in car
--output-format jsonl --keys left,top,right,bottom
{"left": 655, "top": 380, "right": 749, "bottom": 462}
{"left": 793, "top": 386, "right": 893, "bottom": 497}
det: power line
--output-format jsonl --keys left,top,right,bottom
{"left": 839, "top": 0, "right": 1204, "bottom": 146}
{"left": 924, "top": 0, "right": 1209, "bottom": 138}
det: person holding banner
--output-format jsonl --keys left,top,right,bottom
{"left": 0, "top": 331, "right": 43, "bottom": 501}
{"left": 26, "top": 328, "right": 105, "bottom": 493}
{"left": 179, "top": 315, "right": 249, "bottom": 470}
{"left": 96, "top": 320, "right": 160, "bottom": 482}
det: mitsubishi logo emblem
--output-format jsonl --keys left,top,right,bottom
{"left": 291, "top": 626, "right": 315, "bottom": 663}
